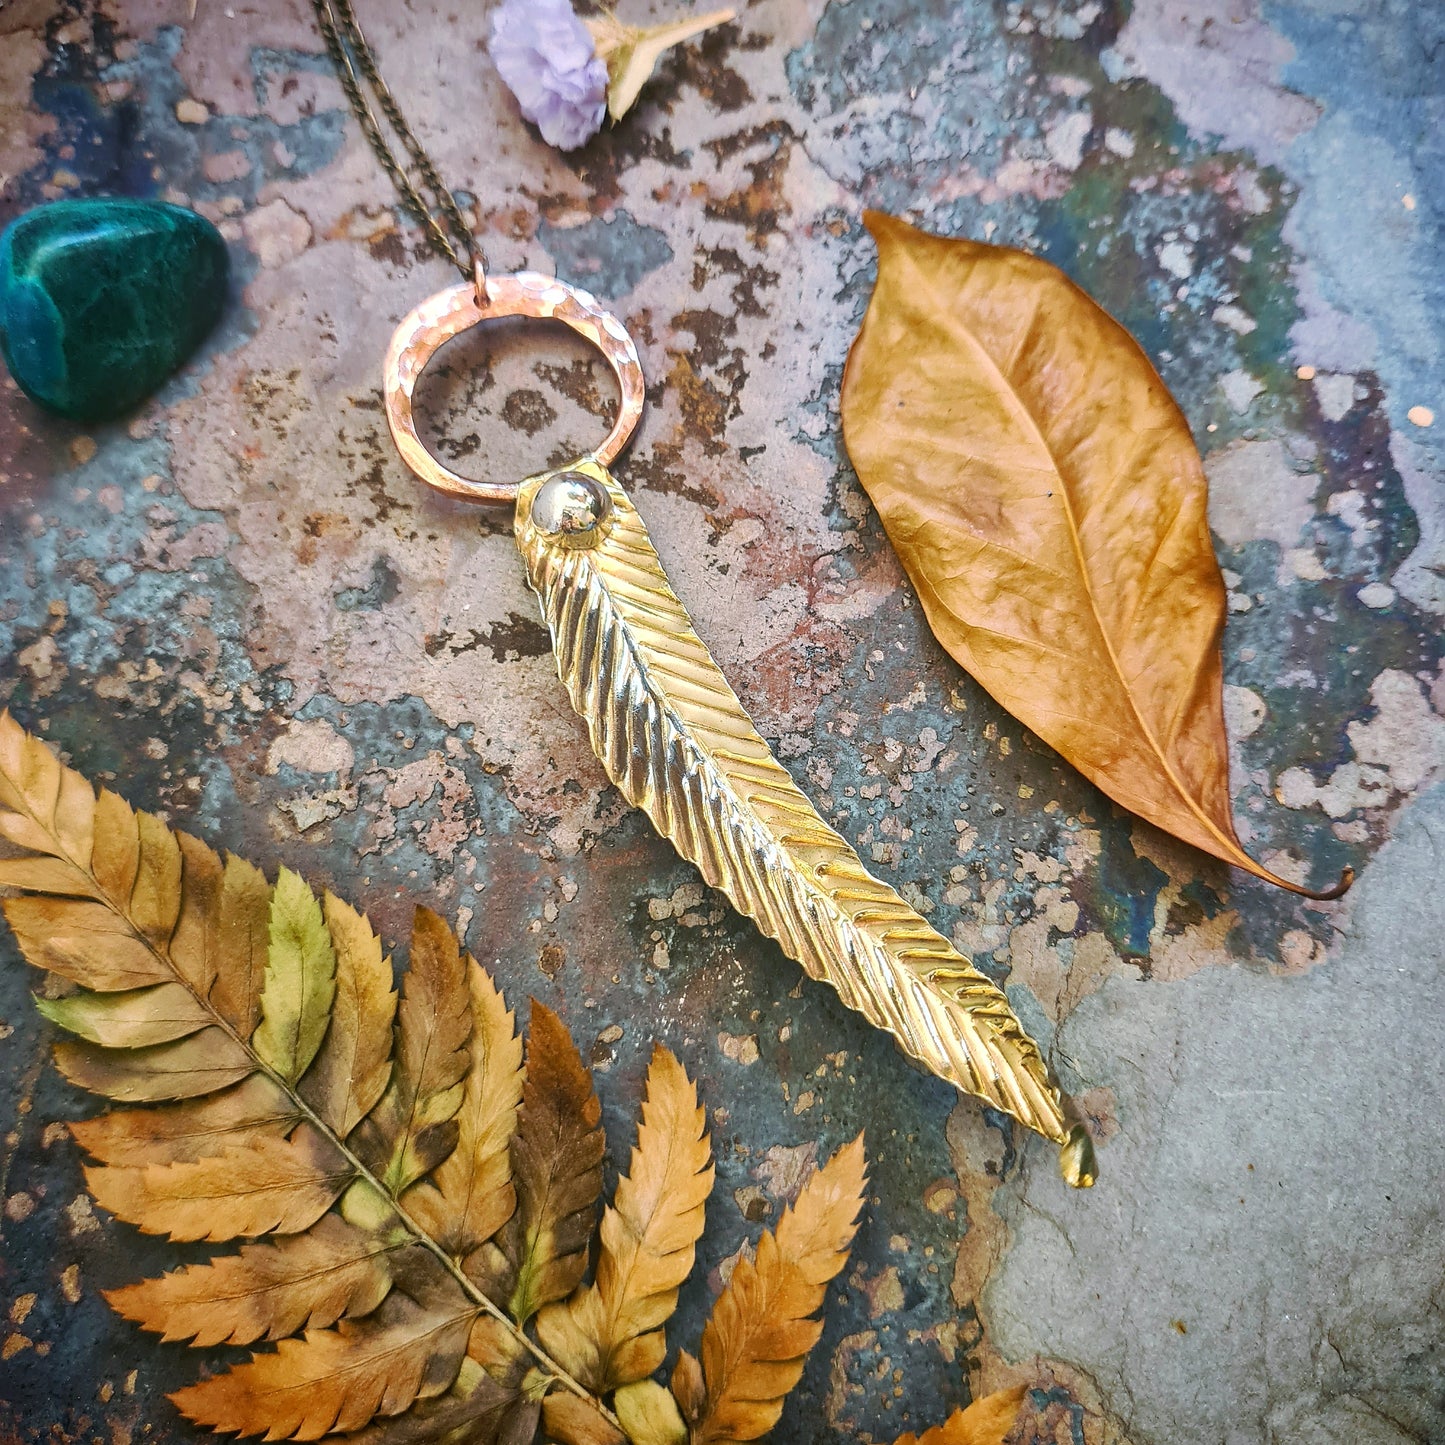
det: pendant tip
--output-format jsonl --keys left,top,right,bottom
{"left": 1060, "top": 1124, "right": 1097, "bottom": 1188}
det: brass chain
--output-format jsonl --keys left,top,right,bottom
{"left": 311, "top": 0, "right": 482, "bottom": 284}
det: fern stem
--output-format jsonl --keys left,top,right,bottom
{"left": 20, "top": 799, "right": 620, "bottom": 1432}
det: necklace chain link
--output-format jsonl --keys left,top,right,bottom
{"left": 312, "top": 0, "right": 482, "bottom": 284}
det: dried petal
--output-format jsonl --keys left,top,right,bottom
{"left": 489, "top": 0, "right": 607, "bottom": 151}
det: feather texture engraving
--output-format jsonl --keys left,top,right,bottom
{"left": 514, "top": 462, "right": 1094, "bottom": 1185}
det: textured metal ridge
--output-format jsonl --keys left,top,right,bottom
{"left": 515, "top": 460, "right": 1094, "bottom": 1185}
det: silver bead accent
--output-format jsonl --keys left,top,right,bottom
{"left": 529, "top": 471, "right": 614, "bottom": 549}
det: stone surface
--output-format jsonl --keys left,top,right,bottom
{"left": 0, "top": 197, "right": 228, "bottom": 421}
{"left": 987, "top": 780, "right": 1445, "bottom": 1444}
{"left": 0, "top": 1, "right": 1441, "bottom": 1442}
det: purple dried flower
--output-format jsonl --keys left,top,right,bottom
{"left": 488, "top": 0, "right": 608, "bottom": 152}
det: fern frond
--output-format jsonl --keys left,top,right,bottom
{"left": 0, "top": 713, "right": 960, "bottom": 1444}
{"left": 0, "top": 712, "right": 609, "bottom": 1439}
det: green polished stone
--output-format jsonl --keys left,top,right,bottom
{"left": 0, "top": 198, "right": 229, "bottom": 423}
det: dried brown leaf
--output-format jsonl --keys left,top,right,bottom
{"left": 670, "top": 1347, "right": 706, "bottom": 1425}
{"left": 54, "top": 1027, "right": 253, "bottom": 1102}
{"left": 170, "top": 832, "right": 223, "bottom": 997}
{"left": 447, "top": 1315, "right": 535, "bottom": 1445}
{"left": 87, "top": 789, "right": 183, "bottom": 942}
{"left": 170, "top": 1288, "right": 477, "bottom": 1440}
{"left": 0, "top": 711, "right": 94, "bottom": 864}
{"left": 300, "top": 893, "right": 395, "bottom": 1138}
{"left": 533, "top": 1265, "right": 607, "bottom": 1388}
{"left": 405, "top": 957, "right": 521, "bottom": 1255}
{"left": 90, "top": 787, "right": 140, "bottom": 909}
{"left": 694, "top": 1231, "right": 824, "bottom": 1444}
{"left": 210, "top": 853, "right": 271, "bottom": 1038}
{"left": 0, "top": 854, "right": 99, "bottom": 897}
{"left": 464, "top": 1311, "right": 532, "bottom": 1387}
{"left": 773, "top": 1132, "right": 866, "bottom": 1288}
{"left": 693, "top": 1136, "right": 868, "bottom": 1443}
{"left": 36, "top": 982, "right": 211, "bottom": 1047}
{"left": 86, "top": 1123, "right": 351, "bottom": 1242}
{"left": 841, "top": 211, "right": 1350, "bottom": 899}
{"left": 892, "top": 1384, "right": 1028, "bottom": 1445}
{"left": 4, "top": 895, "right": 169, "bottom": 990}
{"left": 354, "top": 907, "right": 471, "bottom": 1194}
{"left": 106, "top": 1211, "right": 400, "bottom": 1346}
{"left": 537, "top": 1045, "right": 712, "bottom": 1390}
{"left": 69, "top": 1074, "right": 298, "bottom": 1167}
{"left": 498, "top": 1399, "right": 543, "bottom": 1445}
{"left": 132, "top": 807, "right": 183, "bottom": 944}
{"left": 0, "top": 802, "right": 56, "bottom": 865}
{"left": 542, "top": 1389, "right": 627, "bottom": 1445}
{"left": 253, "top": 868, "right": 337, "bottom": 1085}
{"left": 338, "top": 1355, "right": 522, "bottom": 1445}
{"left": 490, "top": 1000, "right": 604, "bottom": 1324}
{"left": 614, "top": 1379, "right": 688, "bottom": 1445}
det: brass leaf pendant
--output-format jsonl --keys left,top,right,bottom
{"left": 516, "top": 461, "right": 1094, "bottom": 1185}
{"left": 384, "top": 272, "right": 1094, "bottom": 1188}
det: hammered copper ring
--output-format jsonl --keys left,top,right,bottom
{"left": 383, "top": 271, "right": 646, "bottom": 504}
